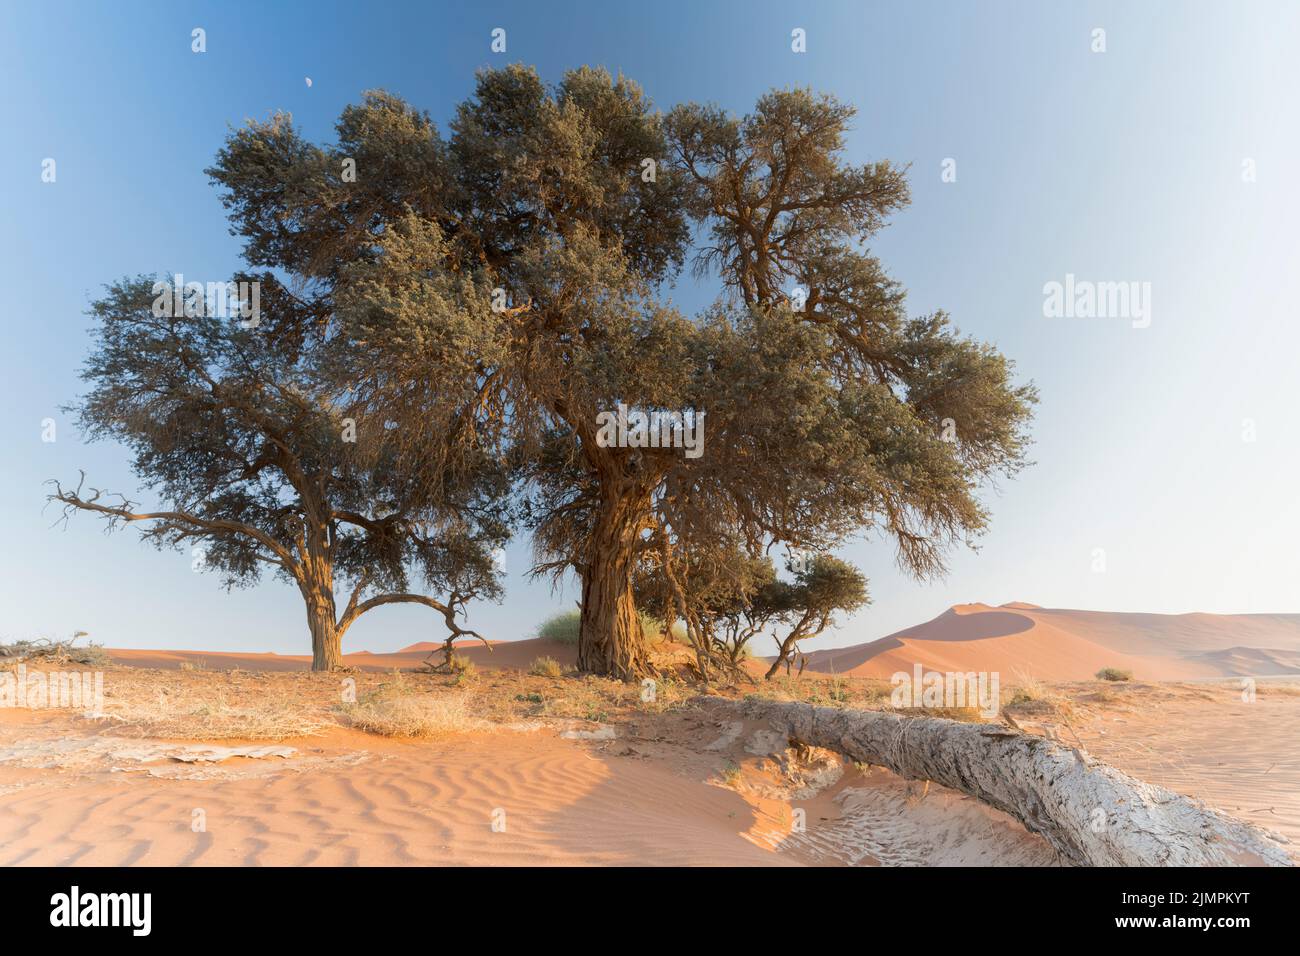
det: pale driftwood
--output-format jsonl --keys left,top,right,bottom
{"left": 705, "top": 697, "right": 1293, "bottom": 867}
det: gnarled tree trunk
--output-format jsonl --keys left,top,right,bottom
{"left": 299, "top": 526, "right": 341, "bottom": 672}
{"left": 577, "top": 484, "right": 651, "bottom": 680}
{"left": 706, "top": 697, "right": 1293, "bottom": 867}
{"left": 305, "top": 595, "right": 341, "bottom": 672}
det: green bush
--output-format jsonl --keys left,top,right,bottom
{"left": 538, "top": 609, "right": 581, "bottom": 645}
{"left": 538, "top": 608, "right": 680, "bottom": 646}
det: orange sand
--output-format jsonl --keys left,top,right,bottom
{"left": 800, "top": 603, "right": 1300, "bottom": 681}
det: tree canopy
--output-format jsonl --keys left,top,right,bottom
{"left": 51, "top": 273, "right": 507, "bottom": 670}
{"left": 54, "top": 65, "right": 1035, "bottom": 677}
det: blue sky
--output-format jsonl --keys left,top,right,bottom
{"left": 3, "top": 1, "right": 1298, "bottom": 656}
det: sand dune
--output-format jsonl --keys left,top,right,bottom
{"left": 799, "top": 603, "right": 1300, "bottom": 681}
{"left": 108, "top": 635, "right": 577, "bottom": 674}
{"left": 109, "top": 603, "right": 1300, "bottom": 684}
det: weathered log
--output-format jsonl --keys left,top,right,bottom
{"left": 705, "top": 697, "right": 1292, "bottom": 867}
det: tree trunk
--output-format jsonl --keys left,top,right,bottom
{"left": 705, "top": 697, "right": 1293, "bottom": 867}
{"left": 577, "top": 490, "right": 651, "bottom": 680}
{"left": 306, "top": 597, "right": 341, "bottom": 671}
{"left": 578, "top": 540, "right": 648, "bottom": 679}
{"left": 764, "top": 634, "right": 800, "bottom": 680}
{"left": 299, "top": 546, "right": 340, "bottom": 672}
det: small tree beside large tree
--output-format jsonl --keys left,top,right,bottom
{"left": 56, "top": 68, "right": 1036, "bottom": 681}
{"left": 50, "top": 275, "right": 507, "bottom": 671}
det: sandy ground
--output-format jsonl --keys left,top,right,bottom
{"left": 1062, "top": 680, "right": 1300, "bottom": 849}
{"left": 0, "top": 699, "right": 1059, "bottom": 867}
{"left": 2, "top": 645, "right": 1295, "bottom": 866}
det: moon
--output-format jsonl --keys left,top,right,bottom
{"left": 305, "top": 77, "right": 313, "bottom": 88}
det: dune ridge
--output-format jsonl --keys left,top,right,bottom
{"left": 799, "top": 603, "right": 1300, "bottom": 681}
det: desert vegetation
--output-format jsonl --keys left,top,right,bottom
{"left": 0, "top": 632, "right": 108, "bottom": 668}
{"left": 49, "top": 66, "right": 1035, "bottom": 679}
{"left": 1095, "top": 667, "right": 1133, "bottom": 682}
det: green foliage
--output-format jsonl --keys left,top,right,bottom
{"left": 537, "top": 610, "right": 581, "bottom": 645}
{"left": 69, "top": 66, "right": 1036, "bottom": 678}
{"left": 539, "top": 608, "right": 666, "bottom": 649}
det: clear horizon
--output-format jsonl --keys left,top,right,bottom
{"left": 4, "top": 0, "right": 1298, "bottom": 656}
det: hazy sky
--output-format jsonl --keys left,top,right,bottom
{"left": 3, "top": 1, "right": 1297, "bottom": 656}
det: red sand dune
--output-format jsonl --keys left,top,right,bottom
{"left": 107, "top": 603, "right": 1300, "bottom": 682}
{"left": 109, "top": 635, "right": 576, "bottom": 673}
{"left": 798, "top": 603, "right": 1300, "bottom": 681}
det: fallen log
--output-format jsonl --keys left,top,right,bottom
{"left": 704, "top": 697, "right": 1293, "bottom": 866}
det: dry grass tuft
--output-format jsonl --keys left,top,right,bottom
{"left": 528, "top": 656, "right": 564, "bottom": 678}
{"left": 0, "top": 633, "right": 109, "bottom": 668}
{"left": 1005, "top": 675, "right": 1076, "bottom": 719}
{"left": 449, "top": 655, "right": 478, "bottom": 682}
{"left": 342, "top": 692, "right": 479, "bottom": 739}
{"left": 743, "top": 674, "right": 893, "bottom": 709}
{"left": 1096, "top": 667, "right": 1133, "bottom": 682}
{"left": 100, "top": 692, "right": 329, "bottom": 740}
{"left": 890, "top": 705, "right": 989, "bottom": 723}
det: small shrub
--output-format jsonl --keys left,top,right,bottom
{"left": 1095, "top": 668, "right": 1132, "bottom": 682}
{"left": 529, "top": 656, "right": 564, "bottom": 678}
{"left": 448, "top": 654, "right": 477, "bottom": 681}
{"left": 638, "top": 611, "right": 664, "bottom": 642}
{"left": 537, "top": 610, "right": 581, "bottom": 645}
{"left": 344, "top": 692, "right": 479, "bottom": 739}
{"left": 537, "top": 609, "right": 684, "bottom": 647}
{"left": 0, "top": 632, "right": 109, "bottom": 667}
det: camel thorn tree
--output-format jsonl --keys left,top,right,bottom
{"left": 49, "top": 275, "right": 507, "bottom": 671}
{"left": 187, "top": 68, "right": 1035, "bottom": 680}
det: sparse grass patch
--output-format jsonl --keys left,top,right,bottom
{"left": 343, "top": 692, "right": 479, "bottom": 739}
{"left": 891, "top": 705, "right": 988, "bottom": 723}
{"left": 528, "top": 656, "right": 564, "bottom": 678}
{"left": 100, "top": 692, "right": 328, "bottom": 740}
{"left": 741, "top": 673, "right": 892, "bottom": 710}
{"left": 1096, "top": 668, "right": 1133, "bottom": 682}
{"left": 448, "top": 655, "right": 478, "bottom": 684}
{"left": 0, "top": 633, "right": 109, "bottom": 668}
{"left": 340, "top": 673, "right": 482, "bottom": 738}
{"left": 1008, "top": 676, "right": 1051, "bottom": 706}
{"left": 1005, "top": 676, "right": 1075, "bottom": 719}
{"left": 719, "top": 763, "right": 743, "bottom": 788}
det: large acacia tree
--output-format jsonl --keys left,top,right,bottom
{"left": 50, "top": 274, "right": 507, "bottom": 670}
{"left": 197, "top": 67, "right": 1035, "bottom": 680}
